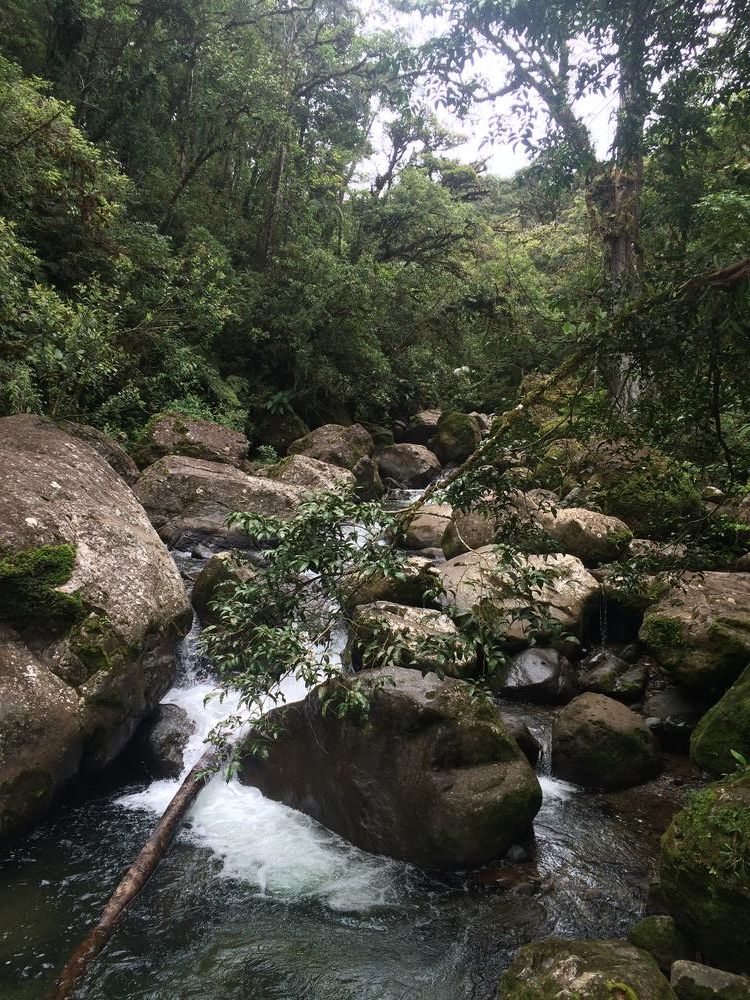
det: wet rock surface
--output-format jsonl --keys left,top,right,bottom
{"left": 240, "top": 666, "right": 542, "bottom": 869}
{"left": 491, "top": 648, "right": 577, "bottom": 704}
{"left": 134, "top": 703, "right": 195, "bottom": 779}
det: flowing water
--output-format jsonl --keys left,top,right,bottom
{"left": 1, "top": 548, "right": 691, "bottom": 1000}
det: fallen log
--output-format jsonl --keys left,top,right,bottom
{"left": 48, "top": 748, "right": 217, "bottom": 1000}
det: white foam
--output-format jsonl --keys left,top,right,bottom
{"left": 118, "top": 643, "right": 401, "bottom": 912}
{"left": 538, "top": 775, "right": 579, "bottom": 800}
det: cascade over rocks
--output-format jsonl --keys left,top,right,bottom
{"left": 660, "top": 774, "right": 750, "bottom": 974}
{"left": 491, "top": 647, "right": 577, "bottom": 704}
{"left": 252, "top": 454, "right": 355, "bottom": 491}
{"left": 134, "top": 455, "right": 303, "bottom": 549}
{"left": 689, "top": 664, "right": 750, "bottom": 775}
{"left": 376, "top": 443, "right": 441, "bottom": 488}
{"left": 640, "top": 572, "right": 750, "bottom": 693}
{"left": 552, "top": 692, "right": 661, "bottom": 789}
{"left": 134, "top": 413, "right": 249, "bottom": 468}
{"left": 499, "top": 938, "right": 676, "bottom": 998}
{"left": 288, "top": 423, "right": 382, "bottom": 497}
{"left": 0, "top": 415, "right": 191, "bottom": 841}
{"left": 240, "top": 666, "right": 543, "bottom": 869}
{"left": 345, "top": 601, "right": 476, "bottom": 676}
{"left": 437, "top": 547, "right": 600, "bottom": 647}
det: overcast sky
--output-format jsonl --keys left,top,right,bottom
{"left": 358, "top": 2, "right": 617, "bottom": 182}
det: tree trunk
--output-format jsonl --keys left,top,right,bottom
{"left": 47, "top": 749, "right": 217, "bottom": 1000}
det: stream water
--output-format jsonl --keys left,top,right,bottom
{"left": 1, "top": 542, "right": 691, "bottom": 1000}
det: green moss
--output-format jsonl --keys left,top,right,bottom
{"left": 660, "top": 773, "right": 750, "bottom": 972}
{"left": 0, "top": 543, "right": 85, "bottom": 629}
{"left": 690, "top": 664, "right": 750, "bottom": 775}
{"left": 626, "top": 915, "right": 693, "bottom": 973}
{"left": 429, "top": 411, "right": 479, "bottom": 464}
{"left": 69, "top": 613, "right": 135, "bottom": 681}
{"left": 640, "top": 614, "right": 685, "bottom": 651}
{"left": 596, "top": 459, "right": 702, "bottom": 540}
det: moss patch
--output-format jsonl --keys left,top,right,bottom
{"left": 0, "top": 544, "right": 85, "bottom": 630}
{"left": 690, "top": 664, "right": 750, "bottom": 775}
{"left": 595, "top": 458, "right": 702, "bottom": 540}
{"left": 640, "top": 614, "right": 685, "bottom": 651}
{"left": 69, "top": 613, "right": 135, "bottom": 682}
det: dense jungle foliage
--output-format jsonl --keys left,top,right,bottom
{"left": 1, "top": 0, "right": 749, "bottom": 481}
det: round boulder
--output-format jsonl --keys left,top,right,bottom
{"left": 491, "top": 648, "right": 577, "bottom": 704}
{"left": 400, "top": 409, "right": 442, "bottom": 446}
{"left": 428, "top": 411, "right": 481, "bottom": 465}
{"left": 552, "top": 692, "right": 661, "bottom": 789}
{"left": 377, "top": 443, "right": 441, "bottom": 488}
{"left": 400, "top": 504, "right": 453, "bottom": 551}
{"left": 660, "top": 774, "right": 750, "bottom": 974}
{"left": 240, "top": 667, "right": 543, "bottom": 869}
{"left": 537, "top": 506, "right": 632, "bottom": 566}
{"left": 579, "top": 650, "right": 647, "bottom": 703}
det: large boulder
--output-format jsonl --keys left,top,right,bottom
{"left": 499, "top": 938, "right": 676, "bottom": 999}
{"left": 135, "top": 412, "right": 249, "bottom": 468}
{"left": 191, "top": 551, "right": 257, "bottom": 626}
{"left": 288, "top": 422, "right": 383, "bottom": 497}
{"left": 342, "top": 555, "right": 440, "bottom": 612}
{"left": 626, "top": 915, "right": 694, "bottom": 974}
{"left": 254, "top": 454, "right": 355, "bottom": 492}
{"left": 345, "top": 602, "right": 476, "bottom": 677}
{"left": 671, "top": 961, "right": 750, "bottom": 999}
{"left": 428, "top": 411, "right": 481, "bottom": 465}
{"left": 400, "top": 504, "right": 453, "bottom": 551}
{"left": 690, "top": 664, "right": 750, "bottom": 775}
{"left": 0, "top": 415, "right": 191, "bottom": 841}
{"left": 57, "top": 420, "right": 139, "bottom": 485}
{"left": 441, "top": 508, "right": 496, "bottom": 560}
{"left": 537, "top": 506, "right": 632, "bottom": 566}
{"left": 491, "top": 648, "right": 577, "bottom": 704}
{"left": 400, "top": 409, "right": 442, "bottom": 446}
{"left": 660, "top": 774, "right": 750, "bottom": 973}
{"left": 644, "top": 686, "right": 711, "bottom": 753}
{"left": 240, "top": 667, "right": 542, "bottom": 869}
{"left": 437, "top": 547, "right": 600, "bottom": 647}
{"left": 134, "top": 455, "right": 303, "bottom": 549}
{"left": 376, "top": 443, "right": 441, "bottom": 488}
{"left": 552, "top": 692, "right": 661, "bottom": 789}
{"left": 640, "top": 572, "right": 750, "bottom": 694}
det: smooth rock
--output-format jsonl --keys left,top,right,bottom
{"left": 671, "top": 960, "right": 750, "bottom": 999}
{"left": 538, "top": 506, "right": 632, "bottom": 566}
{"left": 428, "top": 411, "right": 481, "bottom": 464}
{"left": 377, "top": 443, "right": 441, "bottom": 488}
{"left": 289, "top": 422, "right": 373, "bottom": 469}
{"left": 240, "top": 667, "right": 542, "bottom": 869}
{"left": 134, "top": 455, "right": 303, "bottom": 549}
{"left": 640, "top": 572, "right": 750, "bottom": 693}
{"left": 401, "top": 504, "right": 453, "bottom": 550}
{"left": 499, "top": 938, "right": 676, "bottom": 998}
{"left": 135, "top": 413, "right": 249, "bottom": 468}
{"left": 552, "top": 692, "right": 661, "bottom": 789}
{"left": 491, "top": 648, "right": 577, "bottom": 704}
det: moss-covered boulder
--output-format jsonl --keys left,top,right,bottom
{"left": 428, "top": 411, "right": 481, "bottom": 465}
{"left": 552, "top": 692, "right": 661, "bottom": 789}
{"left": 0, "top": 415, "right": 191, "bottom": 841}
{"left": 640, "top": 573, "right": 750, "bottom": 694}
{"left": 499, "top": 938, "right": 676, "bottom": 998}
{"left": 537, "top": 506, "right": 633, "bottom": 567}
{"left": 626, "top": 915, "right": 694, "bottom": 974}
{"left": 690, "top": 664, "right": 750, "bottom": 775}
{"left": 585, "top": 440, "right": 702, "bottom": 540}
{"left": 240, "top": 667, "right": 542, "bottom": 869}
{"left": 670, "top": 961, "right": 750, "bottom": 999}
{"left": 660, "top": 774, "right": 750, "bottom": 974}
{"left": 251, "top": 409, "right": 309, "bottom": 454}
{"left": 135, "top": 412, "right": 249, "bottom": 469}
{"left": 400, "top": 409, "right": 442, "bottom": 446}
{"left": 580, "top": 650, "right": 648, "bottom": 704}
